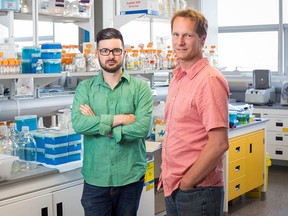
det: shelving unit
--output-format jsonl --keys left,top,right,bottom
{"left": 0, "top": 0, "right": 95, "bottom": 44}
{"left": 0, "top": 69, "right": 172, "bottom": 98}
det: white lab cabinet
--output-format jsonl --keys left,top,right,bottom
{"left": 52, "top": 184, "right": 84, "bottom": 216}
{"left": 0, "top": 167, "right": 84, "bottom": 216}
{"left": 0, "top": 193, "right": 53, "bottom": 216}
{"left": 253, "top": 107, "right": 288, "bottom": 161}
{"left": 0, "top": 184, "right": 84, "bottom": 216}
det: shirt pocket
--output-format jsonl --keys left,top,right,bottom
{"left": 118, "top": 93, "right": 135, "bottom": 114}
{"left": 173, "top": 92, "right": 193, "bottom": 120}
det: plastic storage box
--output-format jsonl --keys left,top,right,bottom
{"left": 21, "top": 46, "right": 41, "bottom": 73}
{"left": 15, "top": 115, "right": 37, "bottom": 131}
{"left": 68, "top": 150, "right": 81, "bottom": 162}
{"left": 45, "top": 153, "right": 68, "bottom": 165}
{"left": 41, "top": 43, "right": 62, "bottom": 59}
{"left": 43, "top": 59, "right": 62, "bottom": 73}
{"left": 41, "top": 43, "right": 62, "bottom": 73}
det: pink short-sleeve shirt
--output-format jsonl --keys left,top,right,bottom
{"left": 161, "top": 58, "right": 229, "bottom": 197}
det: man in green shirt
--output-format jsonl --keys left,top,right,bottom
{"left": 71, "top": 28, "right": 153, "bottom": 216}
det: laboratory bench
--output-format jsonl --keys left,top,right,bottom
{"left": 0, "top": 119, "right": 268, "bottom": 216}
{"left": 0, "top": 159, "right": 155, "bottom": 216}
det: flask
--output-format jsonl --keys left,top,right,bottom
{"left": 17, "top": 126, "right": 37, "bottom": 170}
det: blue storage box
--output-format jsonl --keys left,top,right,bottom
{"left": 43, "top": 59, "right": 62, "bottom": 73}
{"left": 68, "top": 140, "right": 82, "bottom": 152}
{"left": 45, "top": 131, "right": 68, "bottom": 144}
{"left": 33, "top": 132, "right": 45, "bottom": 148}
{"left": 41, "top": 43, "right": 62, "bottom": 59}
{"left": 36, "top": 148, "right": 45, "bottom": 163}
{"left": 21, "top": 59, "right": 32, "bottom": 73}
{"left": 15, "top": 115, "right": 37, "bottom": 131}
{"left": 45, "top": 153, "right": 68, "bottom": 165}
{"left": 22, "top": 46, "right": 41, "bottom": 59}
{"left": 45, "top": 143, "right": 68, "bottom": 154}
{"left": 68, "top": 150, "right": 81, "bottom": 162}
{"left": 68, "top": 133, "right": 81, "bottom": 142}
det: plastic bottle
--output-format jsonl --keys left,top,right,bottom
{"left": 157, "top": 50, "right": 163, "bottom": 70}
{"left": 147, "top": 49, "right": 156, "bottom": 70}
{"left": 17, "top": 126, "right": 37, "bottom": 170}
{"left": 209, "top": 45, "right": 219, "bottom": 68}
{"left": 125, "top": 48, "right": 134, "bottom": 70}
{"left": 132, "top": 51, "right": 140, "bottom": 70}
{"left": 73, "top": 53, "right": 86, "bottom": 72}
{"left": 139, "top": 49, "right": 146, "bottom": 70}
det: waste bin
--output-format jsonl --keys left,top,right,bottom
{"left": 246, "top": 152, "right": 272, "bottom": 198}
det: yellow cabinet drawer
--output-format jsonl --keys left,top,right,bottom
{"left": 228, "top": 157, "right": 246, "bottom": 181}
{"left": 228, "top": 176, "right": 247, "bottom": 201}
{"left": 229, "top": 137, "right": 246, "bottom": 161}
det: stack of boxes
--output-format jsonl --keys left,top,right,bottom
{"left": 40, "top": 43, "right": 62, "bottom": 73}
{"left": 33, "top": 128, "right": 82, "bottom": 165}
{"left": 21, "top": 46, "right": 41, "bottom": 73}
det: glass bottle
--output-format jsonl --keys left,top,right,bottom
{"left": 8, "top": 123, "right": 21, "bottom": 173}
{"left": 17, "top": 126, "right": 37, "bottom": 170}
{"left": 0, "top": 125, "right": 13, "bottom": 155}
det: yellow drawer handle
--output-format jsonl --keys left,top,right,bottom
{"left": 235, "top": 184, "right": 240, "bottom": 191}
{"left": 235, "top": 146, "right": 240, "bottom": 153}
{"left": 235, "top": 165, "right": 240, "bottom": 172}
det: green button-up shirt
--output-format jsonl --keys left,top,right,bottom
{"left": 72, "top": 70, "right": 153, "bottom": 187}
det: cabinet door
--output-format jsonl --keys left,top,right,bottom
{"left": 52, "top": 184, "right": 84, "bottom": 216}
{"left": 246, "top": 130, "right": 265, "bottom": 191}
{"left": 0, "top": 194, "right": 53, "bottom": 216}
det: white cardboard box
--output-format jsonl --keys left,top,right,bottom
{"left": 120, "top": 0, "right": 159, "bottom": 16}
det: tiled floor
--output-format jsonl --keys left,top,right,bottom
{"left": 228, "top": 164, "right": 288, "bottom": 216}
{"left": 156, "top": 164, "right": 288, "bottom": 216}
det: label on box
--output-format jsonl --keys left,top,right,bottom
{"left": 155, "top": 124, "right": 165, "bottom": 142}
{"left": 0, "top": 0, "right": 20, "bottom": 11}
{"left": 120, "top": 0, "right": 159, "bottom": 15}
{"left": 144, "top": 160, "right": 154, "bottom": 191}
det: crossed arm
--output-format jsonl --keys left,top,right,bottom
{"left": 79, "top": 104, "right": 136, "bottom": 128}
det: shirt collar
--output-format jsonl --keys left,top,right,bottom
{"left": 94, "top": 69, "right": 130, "bottom": 86}
{"left": 173, "top": 58, "right": 209, "bottom": 80}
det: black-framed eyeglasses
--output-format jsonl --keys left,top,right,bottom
{"left": 99, "top": 48, "right": 123, "bottom": 56}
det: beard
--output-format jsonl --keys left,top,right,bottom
{"left": 99, "top": 58, "right": 123, "bottom": 74}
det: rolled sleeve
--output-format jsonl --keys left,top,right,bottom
{"left": 99, "top": 114, "right": 114, "bottom": 135}
{"left": 112, "top": 126, "right": 122, "bottom": 143}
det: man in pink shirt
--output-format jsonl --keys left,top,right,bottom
{"left": 159, "top": 9, "right": 230, "bottom": 216}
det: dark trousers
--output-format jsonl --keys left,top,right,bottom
{"left": 165, "top": 186, "right": 224, "bottom": 216}
{"left": 81, "top": 177, "right": 144, "bottom": 216}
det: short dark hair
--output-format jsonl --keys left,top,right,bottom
{"left": 96, "top": 28, "right": 125, "bottom": 48}
{"left": 171, "top": 9, "right": 208, "bottom": 38}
